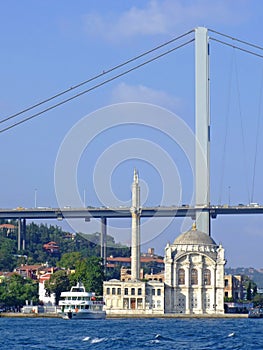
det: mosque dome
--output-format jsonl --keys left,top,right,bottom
{"left": 173, "top": 223, "right": 217, "bottom": 246}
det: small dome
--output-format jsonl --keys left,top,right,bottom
{"left": 173, "top": 226, "right": 216, "bottom": 246}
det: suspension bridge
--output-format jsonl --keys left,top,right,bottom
{"left": 1, "top": 27, "right": 263, "bottom": 263}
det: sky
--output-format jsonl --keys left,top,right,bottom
{"left": 1, "top": 0, "right": 263, "bottom": 268}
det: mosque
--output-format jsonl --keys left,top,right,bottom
{"left": 103, "top": 170, "right": 226, "bottom": 315}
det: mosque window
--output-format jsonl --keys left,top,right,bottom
{"left": 204, "top": 269, "right": 211, "bottom": 285}
{"left": 191, "top": 269, "right": 198, "bottom": 285}
{"left": 138, "top": 288, "right": 142, "bottom": 295}
{"left": 178, "top": 268, "right": 185, "bottom": 285}
{"left": 152, "top": 289, "right": 155, "bottom": 296}
{"left": 112, "top": 288, "right": 116, "bottom": 295}
{"left": 124, "top": 288, "right": 128, "bottom": 295}
{"left": 157, "top": 289, "right": 161, "bottom": 296}
{"left": 106, "top": 288, "right": 110, "bottom": 295}
{"left": 117, "top": 288, "right": 121, "bottom": 295}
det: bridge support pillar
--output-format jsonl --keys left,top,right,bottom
{"left": 17, "top": 219, "right": 21, "bottom": 251}
{"left": 101, "top": 217, "right": 107, "bottom": 268}
{"left": 22, "top": 218, "right": 26, "bottom": 250}
{"left": 17, "top": 218, "right": 26, "bottom": 251}
{"left": 195, "top": 26, "right": 210, "bottom": 235}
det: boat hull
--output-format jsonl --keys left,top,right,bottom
{"left": 248, "top": 308, "right": 263, "bottom": 318}
{"left": 62, "top": 310, "right": 106, "bottom": 320}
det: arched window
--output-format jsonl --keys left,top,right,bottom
{"left": 204, "top": 269, "right": 211, "bottom": 285}
{"left": 191, "top": 269, "right": 198, "bottom": 285}
{"left": 178, "top": 268, "right": 185, "bottom": 285}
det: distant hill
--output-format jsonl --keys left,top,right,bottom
{"left": 225, "top": 267, "right": 263, "bottom": 288}
{"left": 0, "top": 221, "right": 130, "bottom": 271}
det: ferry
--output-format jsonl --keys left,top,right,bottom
{"left": 58, "top": 282, "right": 106, "bottom": 319}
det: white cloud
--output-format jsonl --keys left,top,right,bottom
{"left": 111, "top": 82, "right": 180, "bottom": 110}
{"left": 82, "top": 0, "right": 250, "bottom": 42}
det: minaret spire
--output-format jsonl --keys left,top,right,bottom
{"left": 130, "top": 168, "right": 141, "bottom": 280}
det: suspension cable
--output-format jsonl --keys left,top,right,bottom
{"left": 209, "top": 29, "right": 263, "bottom": 52}
{"left": 251, "top": 64, "right": 263, "bottom": 202}
{"left": 210, "top": 37, "right": 263, "bottom": 59}
{"left": 0, "top": 38, "right": 195, "bottom": 133}
{"left": 0, "top": 29, "right": 194, "bottom": 126}
{"left": 233, "top": 51, "right": 251, "bottom": 203}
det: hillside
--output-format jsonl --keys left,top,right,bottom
{"left": 225, "top": 267, "right": 263, "bottom": 288}
{"left": 0, "top": 221, "right": 130, "bottom": 271}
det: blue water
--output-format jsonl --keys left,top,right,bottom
{"left": 0, "top": 317, "right": 262, "bottom": 349}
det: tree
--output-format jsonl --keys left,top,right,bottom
{"left": 0, "top": 274, "right": 38, "bottom": 309}
{"left": 253, "top": 293, "right": 263, "bottom": 307}
{"left": 57, "top": 252, "right": 83, "bottom": 269}
{"left": 72, "top": 257, "right": 104, "bottom": 295}
{"left": 45, "top": 270, "right": 71, "bottom": 305}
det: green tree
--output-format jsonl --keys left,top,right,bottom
{"left": 57, "top": 252, "right": 83, "bottom": 269}
{"left": 45, "top": 270, "right": 71, "bottom": 305}
{"left": 0, "top": 274, "right": 38, "bottom": 309}
{"left": 0, "top": 236, "right": 16, "bottom": 271}
{"left": 253, "top": 293, "right": 263, "bottom": 307}
{"left": 72, "top": 256, "right": 104, "bottom": 295}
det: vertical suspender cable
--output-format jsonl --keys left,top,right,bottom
{"left": 217, "top": 49, "right": 234, "bottom": 205}
{"left": 233, "top": 51, "right": 251, "bottom": 203}
{"left": 251, "top": 64, "right": 263, "bottom": 202}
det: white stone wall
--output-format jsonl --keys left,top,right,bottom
{"left": 164, "top": 241, "right": 225, "bottom": 314}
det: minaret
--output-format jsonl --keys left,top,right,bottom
{"left": 130, "top": 169, "right": 141, "bottom": 280}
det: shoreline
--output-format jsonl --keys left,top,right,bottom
{"left": 0, "top": 312, "right": 248, "bottom": 319}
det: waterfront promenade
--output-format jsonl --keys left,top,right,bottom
{"left": 0, "top": 312, "right": 248, "bottom": 318}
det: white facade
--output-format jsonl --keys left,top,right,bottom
{"left": 39, "top": 278, "right": 56, "bottom": 306}
{"left": 164, "top": 225, "right": 225, "bottom": 314}
{"left": 103, "top": 279, "right": 165, "bottom": 315}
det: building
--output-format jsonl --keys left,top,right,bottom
{"left": 103, "top": 170, "right": 226, "bottom": 315}
{"left": 224, "top": 274, "right": 245, "bottom": 301}
{"left": 164, "top": 224, "right": 225, "bottom": 314}
{"left": 43, "top": 241, "right": 60, "bottom": 254}
{"left": 106, "top": 255, "right": 164, "bottom": 272}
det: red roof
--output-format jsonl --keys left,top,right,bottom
{"left": 0, "top": 224, "right": 15, "bottom": 229}
{"left": 107, "top": 257, "right": 164, "bottom": 264}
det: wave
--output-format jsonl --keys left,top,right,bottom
{"left": 154, "top": 333, "right": 174, "bottom": 341}
{"left": 82, "top": 336, "right": 108, "bottom": 344}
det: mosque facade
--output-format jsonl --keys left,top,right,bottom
{"left": 103, "top": 171, "right": 225, "bottom": 315}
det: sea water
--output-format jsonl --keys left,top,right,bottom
{"left": 0, "top": 317, "right": 262, "bottom": 349}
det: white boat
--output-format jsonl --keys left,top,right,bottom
{"left": 58, "top": 282, "right": 106, "bottom": 319}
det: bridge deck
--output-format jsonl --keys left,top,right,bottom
{"left": 0, "top": 205, "right": 262, "bottom": 219}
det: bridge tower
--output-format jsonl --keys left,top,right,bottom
{"left": 195, "top": 27, "right": 210, "bottom": 235}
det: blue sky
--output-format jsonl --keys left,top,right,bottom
{"left": 1, "top": 0, "right": 263, "bottom": 268}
